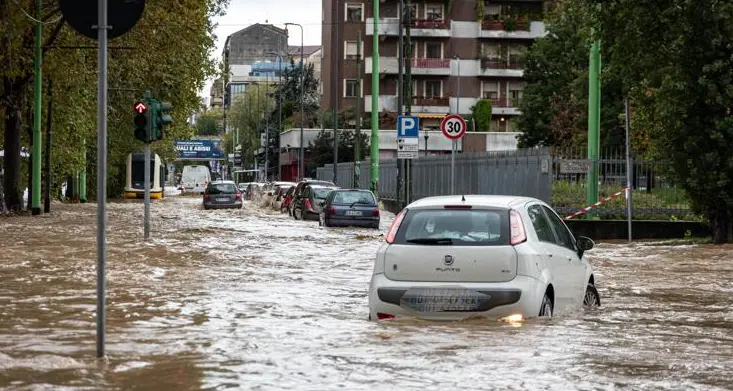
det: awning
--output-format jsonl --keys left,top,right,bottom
{"left": 416, "top": 113, "right": 446, "bottom": 119}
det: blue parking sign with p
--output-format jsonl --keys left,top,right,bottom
{"left": 397, "top": 115, "right": 420, "bottom": 138}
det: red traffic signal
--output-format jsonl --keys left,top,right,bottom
{"left": 134, "top": 101, "right": 147, "bottom": 114}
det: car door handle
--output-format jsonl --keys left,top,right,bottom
{"left": 546, "top": 253, "right": 553, "bottom": 258}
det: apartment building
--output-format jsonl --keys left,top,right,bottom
{"left": 321, "top": 0, "right": 547, "bottom": 131}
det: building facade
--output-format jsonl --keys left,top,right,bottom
{"left": 321, "top": 0, "right": 547, "bottom": 131}
{"left": 288, "top": 45, "right": 323, "bottom": 98}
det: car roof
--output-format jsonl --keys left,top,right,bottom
{"left": 212, "top": 180, "right": 235, "bottom": 184}
{"left": 406, "top": 195, "right": 541, "bottom": 209}
{"left": 309, "top": 185, "right": 338, "bottom": 189}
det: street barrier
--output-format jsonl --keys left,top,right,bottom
{"left": 565, "top": 188, "right": 630, "bottom": 220}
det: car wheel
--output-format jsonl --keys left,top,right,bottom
{"left": 203, "top": 205, "right": 209, "bottom": 210}
{"left": 583, "top": 284, "right": 601, "bottom": 307}
{"left": 538, "top": 292, "right": 553, "bottom": 318}
{"left": 371, "top": 222, "right": 379, "bottom": 230}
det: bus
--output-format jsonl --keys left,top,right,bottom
{"left": 124, "top": 153, "right": 166, "bottom": 199}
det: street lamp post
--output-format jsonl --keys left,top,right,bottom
{"left": 267, "top": 47, "right": 287, "bottom": 181}
{"left": 285, "top": 22, "right": 304, "bottom": 180}
{"left": 424, "top": 134, "right": 429, "bottom": 157}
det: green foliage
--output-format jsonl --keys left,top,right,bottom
{"left": 196, "top": 107, "right": 224, "bottom": 136}
{"left": 1, "top": 0, "right": 227, "bottom": 207}
{"left": 475, "top": 0, "right": 485, "bottom": 22}
{"left": 516, "top": 0, "right": 626, "bottom": 150}
{"left": 591, "top": 0, "right": 733, "bottom": 242}
{"left": 306, "top": 130, "right": 370, "bottom": 173}
{"left": 227, "top": 84, "right": 275, "bottom": 164}
{"left": 471, "top": 99, "right": 492, "bottom": 131}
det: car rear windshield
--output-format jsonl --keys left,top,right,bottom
{"left": 313, "top": 187, "right": 336, "bottom": 200}
{"left": 332, "top": 191, "right": 376, "bottom": 205}
{"left": 207, "top": 183, "right": 237, "bottom": 194}
{"left": 394, "top": 208, "right": 510, "bottom": 246}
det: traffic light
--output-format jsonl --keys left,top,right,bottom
{"left": 133, "top": 100, "right": 151, "bottom": 142}
{"left": 152, "top": 100, "right": 173, "bottom": 140}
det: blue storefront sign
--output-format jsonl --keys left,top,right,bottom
{"left": 175, "top": 139, "right": 224, "bottom": 160}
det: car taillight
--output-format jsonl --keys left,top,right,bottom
{"left": 235, "top": 192, "right": 242, "bottom": 200}
{"left": 203, "top": 194, "right": 210, "bottom": 200}
{"left": 377, "top": 313, "right": 395, "bottom": 320}
{"left": 371, "top": 208, "right": 380, "bottom": 217}
{"left": 327, "top": 206, "right": 336, "bottom": 215}
{"left": 510, "top": 209, "right": 527, "bottom": 245}
{"left": 386, "top": 210, "right": 406, "bottom": 244}
{"left": 304, "top": 198, "right": 313, "bottom": 212}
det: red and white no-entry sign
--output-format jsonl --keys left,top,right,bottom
{"left": 440, "top": 114, "right": 467, "bottom": 140}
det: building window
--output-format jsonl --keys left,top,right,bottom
{"left": 481, "top": 43, "right": 501, "bottom": 59}
{"left": 425, "top": 41, "right": 442, "bottom": 59}
{"left": 425, "top": 4, "right": 443, "bottom": 20}
{"left": 425, "top": 80, "right": 441, "bottom": 97}
{"left": 482, "top": 82, "right": 499, "bottom": 100}
{"left": 345, "top": 41, "right": 359, "bottom": 59}
{"left": 346, "top": 3, "right": 363, "bottom": 22}
{"left": 345, "top": 79, "right": 360, "bottom": 98}
{"left": 508, "top": 82, "right": 524, "bottom": 105}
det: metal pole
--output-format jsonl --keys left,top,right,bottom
{"left": 369, "top": 0, "right": 380, "bottom": 195}
{"left": 285, "top": 24, "right": 305, "bottom": 180}
{"left": 451, "top": 57, "right": 460, "bottom": 195}
{"left": 265, "top": 73, "right": 269, "bottom": 181}
{"left": 396, "top": 0, "right": 403, "bottom": 206}
{"left": 95, "top": 0, "right": 108, "bottom": 359}
{"left": 80, "top": 138, "right": 87, "bottom": 202}
{"left": 144, "top": 142, "right": 151, "bottom": 240}
{"left": 277, "top": 41, "right": 283, "bottom": 181}
{"left": 31, "top": 0, "right": 43, "bottom": 215}
{"left": 332, "top": 10, "right": 339, "bottom": 184}
{"left": 625, "top": 97, "right": 632, "bottom": 241}
{"left": 354, "top": 30, "right": 362, "bottom": 188}
{"left": 44, "top": 78, "right": 52, "bottom": 213}
{"left": 586, "top": 37, "right": 601, "bottom": 216}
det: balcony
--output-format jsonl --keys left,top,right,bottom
{"left": 365, "top": 17, "right": 451, "bottom": 37}
{"left": 486, "top": 97, "right": 522, "bottom": 116}
{"left": 412, "top": 96, "right": 450, "bottom": 114}
{"left": 479, "top": 20, "right": 547, "bottom": 39}
{"left": 365, "top": 57, "right": 451, "bottom": 76}
{"left": 479, "top": 58, "right": 524, "bottom": 77}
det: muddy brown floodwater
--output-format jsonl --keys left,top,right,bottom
{"left": 1, "top": 196, "right": 732, "bottom": 390}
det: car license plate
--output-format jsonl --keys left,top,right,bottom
{"left": 345, "top": 210, "right": 362, "bottom": 216}
{"left": 399, "top": 288, "right": 487, "bottom": 312}
{"left": 216, "top": 197, "right": 229, "bottom": 202}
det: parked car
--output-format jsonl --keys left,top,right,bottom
{"left": 319, "top": 189, "right": 380, "bottom": 229}
{"left": 272, "top": 182, "right": 296, "bottom": 210}
{"left": 292, "top": 184, "right": 338, "bottom": 221}
{"left": 367, "top": 195, "right": 600, "bottom": 321}
{"left": 245, "top": 182, "right": 264, "bottom": 201}
{"left": 289, "top": 179, "right": 335, "bottom": 216}
{"left": 203, "top": 180, "right": 243, "bottom": 210}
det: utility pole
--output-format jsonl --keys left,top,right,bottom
{"left": 586, "top": 37, "right": 601, "bottom": 218}
{"left": 44, "top": 79, "right": 52, "bottom": 213}
{"left": 354, "top": 30, "right": 363, "bottom": 188}
{"left": 264, "top": 73, "right": 270, "bottom": 181}
{"left": 333, "top": 4, "right": 340, "bottom": 185}
{"left": 396, "top": 0, "right": 404, "bottom": 207}
{"left": 369, "top": 0, "right": 380, "bottom": 195}
{"left": 404, "top": 0, "right": 413, "bottom": 207}
{"left": 31, "top": 0, "right": 43, "bottom": 215}
{"left": 80, "top": 139, "right": 87, "bottom": 203}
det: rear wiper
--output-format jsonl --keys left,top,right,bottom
{"left": 405, "top": 238, "right": 454, "bottom": 245}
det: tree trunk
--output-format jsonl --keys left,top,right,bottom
{"left": 711, "top": 207, "right": 730, "bottom": 244}
{"left": 2, "top": 77, "right": 24, "bottom": 213}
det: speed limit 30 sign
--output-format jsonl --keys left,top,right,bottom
{"left": 440, "top": 114, "right": 467, "bottom": 140}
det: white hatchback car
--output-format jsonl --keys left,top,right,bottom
{"left": 368, "top": 195, "right": 600, "bottom": 321}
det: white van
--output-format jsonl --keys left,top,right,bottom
{"left": 180, "top": 165, "right": 211, "bottom": 195}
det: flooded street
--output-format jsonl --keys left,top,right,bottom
{"left": 1, "top": 196, "right": 732, "bottom": 390}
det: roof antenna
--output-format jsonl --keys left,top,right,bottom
{"left": 461, "top": 195, "right": 466, "bottom": 202}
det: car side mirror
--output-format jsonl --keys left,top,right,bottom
{"left": 576, "top": 236, "right": 595, "bottom": 258}
{"left": 268, "top": 192, "right": 273, "bottom": 196}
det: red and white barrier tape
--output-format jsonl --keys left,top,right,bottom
{"left": 564, "top": 187, "right": 630, "bottom": 220}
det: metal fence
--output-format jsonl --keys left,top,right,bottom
{"left": 315, "top": 146, "right": 695, "bottom": 220}
{"left": 551, "top": 147, "right": 693, "bottom": 219}
{"left": 317, "top": 148, "right": 553, "bottom": 203}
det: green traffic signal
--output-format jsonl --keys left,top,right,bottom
{"left": 149, "top": 100, "right": 173, "bottom": 140}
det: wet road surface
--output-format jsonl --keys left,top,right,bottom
{"left": 1, "top": 196, "right": 732, "bottom": 390}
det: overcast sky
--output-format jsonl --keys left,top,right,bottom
{"left": 201, "top": 0, "right": 323, "bottom": 100}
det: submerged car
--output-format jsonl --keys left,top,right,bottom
{"left": 203, "top": 180, "right": 243, "bottom": 210}
{"left": 319, "top": 189, "right": 380, "bottom": 229}
{"left": 368, "top": 195, "right": 600, "bottom": 321}
{"left": 292, "top": 184, "right": 338, "bottom": 221}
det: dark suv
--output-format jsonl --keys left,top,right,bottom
{"left": 203, "top": 180, "right": 242, "bottom": 210}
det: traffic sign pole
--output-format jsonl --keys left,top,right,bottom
{"left": 95, "top": 0, "right": 108, "bottom": 359}
{"left": 440, "top": 114, "right": 466, "bottom": 196}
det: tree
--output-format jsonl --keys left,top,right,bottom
{"left": 1, "top": 0, "right": 227, "bottom": 211}
{"left": 307, "top": 129, "right": 370, "bottom": 173}
{"left": 196, "top": 107, "right": 224, "bottom": 136}
{"left": 517, "top": 0, "right": 626, "bottom": 150}
{"left": 276, "top": 60, "right": 320, "bottom": 129}
{"left": 471, "top": 99, "right": 492, "bottom": 131}
{"left": 592, "top": 0, "right": 733, "bottom": 243}
{"left": 227, "top": 84, "right": 275, "bottom": 164}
